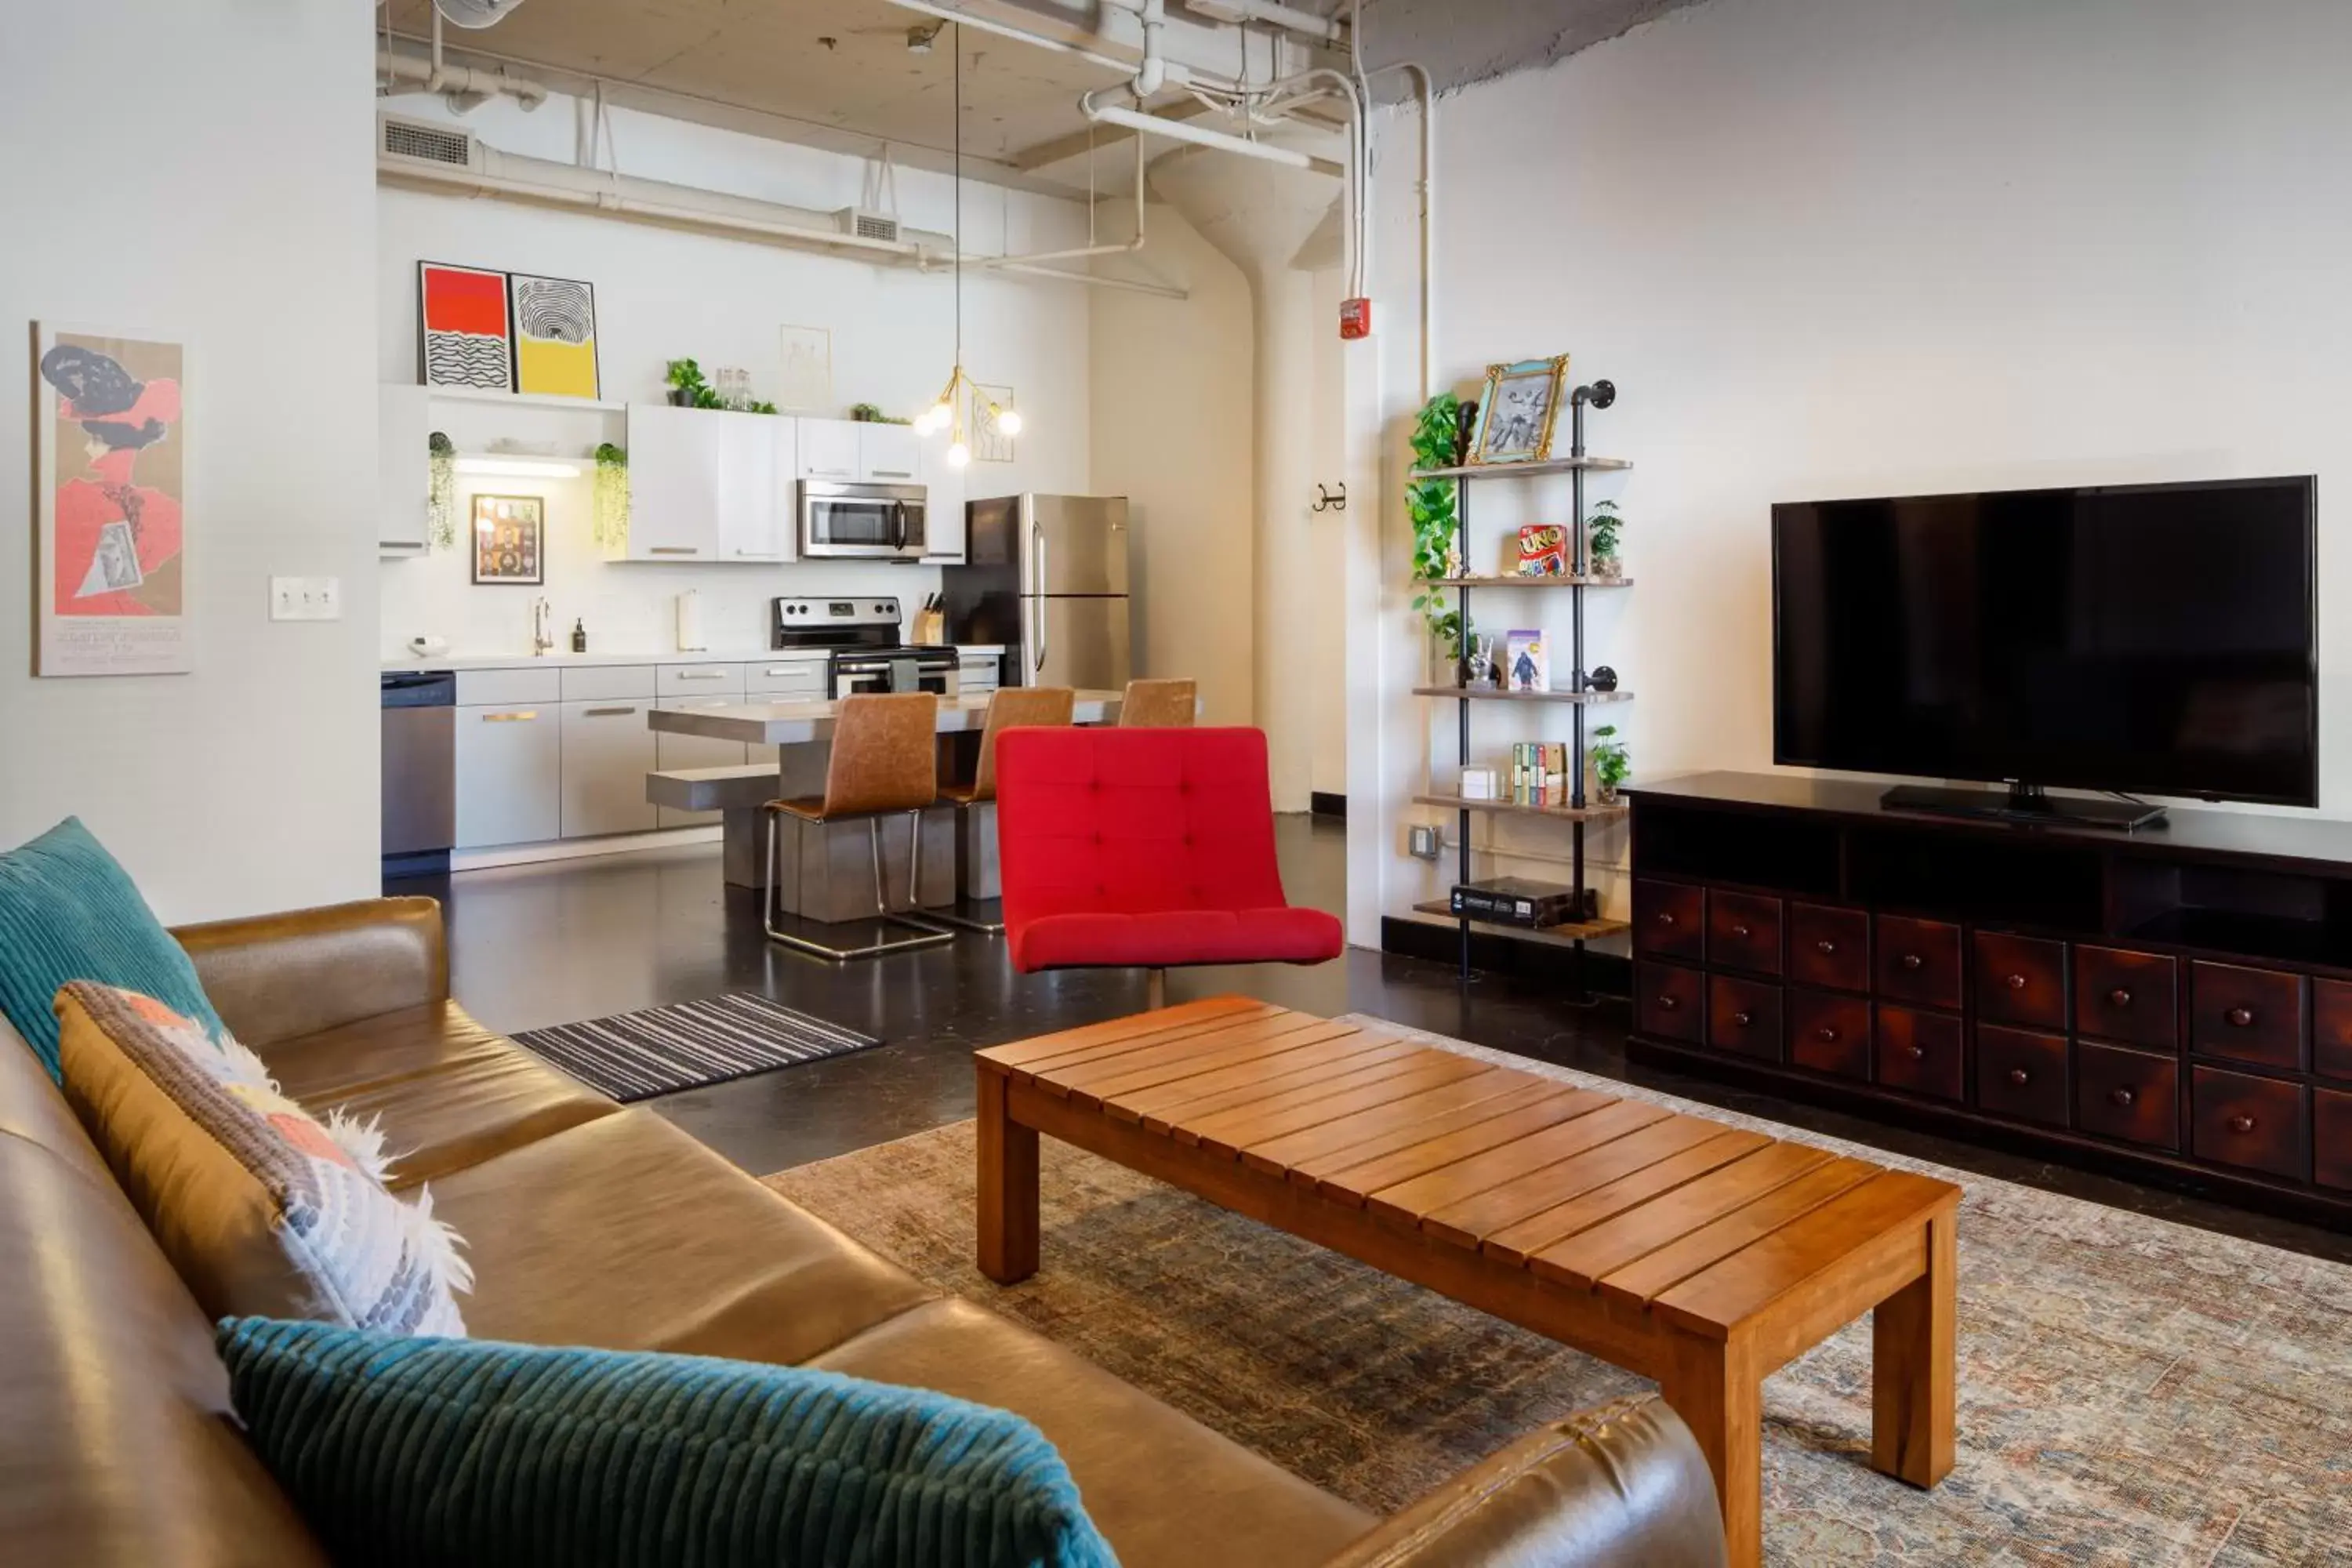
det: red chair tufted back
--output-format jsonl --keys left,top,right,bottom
{"left": 993, "top": 726, "right": 1293, "bottom": 927}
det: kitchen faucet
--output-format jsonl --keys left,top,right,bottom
{"left": 532, "top": 596, "right": 554, "bottom": 656}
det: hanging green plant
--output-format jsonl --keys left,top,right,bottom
{"left": 593, "top": 442, "right": 630, "bottom": 550}
{"left": 426, "top": 431, "right": 457, "bottom": 550}
{"left": 1406, "top": 391, "right": 1465, "bottom": 641}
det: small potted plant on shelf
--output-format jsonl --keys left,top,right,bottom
{"left": 665, "top": 358, "right": 724, "bottom": 408}
{"left": 1589, "top": 725, "right": 1631, "bottom": 805}
{"left": 1585, "top": 499, "right": 1624, "bottom": 579}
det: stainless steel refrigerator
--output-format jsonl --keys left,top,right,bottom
{"left": 943, "top": 494, "right": 1131, "bottom": 690}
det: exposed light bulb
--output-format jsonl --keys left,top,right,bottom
{"left": 993, "top": 408, "right": 1023, "bottom": 437}
{"left": 946, "top": 441, "right": 971, "bottom": 469}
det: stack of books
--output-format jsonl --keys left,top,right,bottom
{"left": 1510, "top": 742, "right": 1572, "bottom": 806}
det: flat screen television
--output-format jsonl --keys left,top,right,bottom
{"left": 1773, "top": 476, "right": 2317, "bottom": 825}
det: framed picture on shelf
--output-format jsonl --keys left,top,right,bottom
{"left": 1504, "top": 629, "right": 1548, "bottom": 692}
{"left": 507, "top": 272, "right": 601, "bottom": 399}
{"left": 470, "top": 494, "right": 544, "bottom": 585}
{"left": 418, "top": 261, "right": 514, "bottom": 390}
{"left": 1469, "top": 354, "right": 1569, "bottom": 465}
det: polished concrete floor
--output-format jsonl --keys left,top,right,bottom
{"left": 400, "top": 816, "right": 2352, "bottom": 1266}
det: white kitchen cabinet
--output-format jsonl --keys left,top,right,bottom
{"left": 378, "top": 384, "right": 432, "bottom": 557}
{"left": 858, "top": 422, "right": 922, "bottom": 484}
{"left": 795, "top": 417, "right": 861, "bottom": 482}
{"left": 618, "top": 405, "right": 786, "bottom": 564}
{"left": 559, "top": 699, "right": 659, "bottom": 838}
{"left": 655, "top": 700, "right": 753, "bottom": 828}
{"left": 455, "top": 702, "right": 561, "bottom": 848}
{"left": 922, "top": 441, "right": 967, "bottom": 564}
{"left": 714, "top": 413, "right": 786, "bottom": 563}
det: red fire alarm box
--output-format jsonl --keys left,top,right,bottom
{"left": 1339, "top": 296, "right": 1372, "bottom": 339}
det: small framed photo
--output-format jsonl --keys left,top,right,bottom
{"left": 471, "top": 494, "right": 544, "bottom": 585}
{"left": 1504, "top": 629, "right": 1548, "bottom": 692}
{"left": 1471, "top": 354, "right": 1569, "bottom": 465}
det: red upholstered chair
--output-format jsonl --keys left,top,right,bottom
{"left": 992, "top": 725, "right": 1343, "bottom": 1006}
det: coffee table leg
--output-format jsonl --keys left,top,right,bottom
{"left": 1871, "top": 1201, "right": 1957, "bottom": 1487}
{"left": 977, "top": 1067, "right": 1040, "bottom": 1284}
{"left": 1661, "top": 1329, "right": 1762, "bottom": 1568}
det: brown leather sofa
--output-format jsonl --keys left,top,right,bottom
{"left": 0, "top": 896, "right": 1727, "bottom": 1568}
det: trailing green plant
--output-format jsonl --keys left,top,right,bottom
{"left": 1586, "top": 499, "right": 1624, "bottom": 560}
{"left": 1590, "top": 724, "right": 1631, "bottom": 793}
{"left": 592, "top": 442, "right": 629, "bottom": 550}
{"left": 1406, "top": 390, "right": 1465, "bottom": 643}
{"left": 747, "top": 400, "right": 779, "bottom": 416}
{"left": 426, "top": 431, "right": 457, "bottom": 550}
{"left": 850, "top": 401, "right": 913, "bottom": 425}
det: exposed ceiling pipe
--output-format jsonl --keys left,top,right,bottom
{"left": 970, "top": 135, "right": 1149, "bottom": 269}
{"left": 1164, "top": 0, "right": 1345, "bottom": 45}
{"left": 1080, "top": 88, "right": 1338, "bottom": 173}
{"left": 390, "top": 5, "right": 548, "bottom": 112}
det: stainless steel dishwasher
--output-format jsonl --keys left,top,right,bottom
{"left": 381, "top": 670, "right": 456, "bottom": 879}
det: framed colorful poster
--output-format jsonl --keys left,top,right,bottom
{"left": 470, "top": 494, "right": 544, "bottom": 585}
{"left": 418, "top": 261, "right": 512, "bottom": 390}
{"left": 509, "top": 272, "right": 600, "bottom": 398}
{"left": 34, "top": 325, "right": 191, "bottom": 677}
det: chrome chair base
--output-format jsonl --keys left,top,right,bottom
{"left": 764, "top": 810, "right": 955, "bottom": 963}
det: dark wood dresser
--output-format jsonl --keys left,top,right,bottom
{"left": 1627, "top": 772, "right": 2352, "bottom": 1229}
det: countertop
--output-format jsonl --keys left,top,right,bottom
{"left": 649, "top": 689, "right": 1125, "bottom": 746}
{"left": 382, "top": 645, "right": 1004, "bottom": 673}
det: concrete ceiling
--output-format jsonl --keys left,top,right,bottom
{"left": 1342, "top": 0, "right": 1714, "bottom": 96}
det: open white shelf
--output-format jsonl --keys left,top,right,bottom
{"left": 413, "top": 383, "right": 627, "bottom": 414}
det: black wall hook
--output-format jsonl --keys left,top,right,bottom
{"left": 1312, "top": 482, "right": 1348, "bottom": 514}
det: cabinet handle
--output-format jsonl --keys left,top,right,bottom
{"left": 650, "top": 546, "right": 702, "bottom": 556}
{"left": 1656, "top": 911, "right": 1677, "bottom": 927}
{"left": 2108, "top": 987, "right": 2132, "bottom": 1007}
{"left": 1732, "top": 1010, "right": 1754, "bottom": 1027}
{"left": 1816, "top": 939, "right": 1838, "bottom": 954}
{"left": 1900, "top": 953, "right": 1924, "bottom": 971}
{"left": 481, "top": 710, "right": 539, "bottom": 722}
{"left": 1905, "top": 1044, "right": 1926, "bottom": 1061}
{"left": 2007, "top": 1067, "right": 2031, "bottom": 1087}
{"left": 2005, "top": 973, "right": 2027, "bottom": 990}
{"left": 1730, "top": 924, "right": 1751, "bottom": 939}
{"left": 2228, "top": 1112, "right": 2258, "bottom": 1134}
{"left": 676, "top": 670, "right": 728, "bottom": 680}
{"left": 1815, "top": 1026, "right": 1839, "bottom": 1044}
{"left": 583, "top": 706, "right": 638, "bottom": 717}
{"left": 1656, "top": 994, "right": 1679, "bottom": 1011}
{"left": 870, "top": 468, "right": 913, "bottom": 478}
{"left": 2110, "top": 1087, "right": 2136, "bottom": 1108}
{"left": 2226, "top": 1006, "right": 2255, "bottom": 1027}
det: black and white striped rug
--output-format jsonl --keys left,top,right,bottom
{"left": 514, "top": 993, "right": 883, "bottom": 1103}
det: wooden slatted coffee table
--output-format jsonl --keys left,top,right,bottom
{"left": 975, "top": 998, "right": 1959, "bottom": 1568}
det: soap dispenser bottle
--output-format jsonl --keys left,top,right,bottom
{"left": 570, "top": 619, "right": 587, "bottom": 654}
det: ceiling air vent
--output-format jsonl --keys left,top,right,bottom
{"left": 379, "top": 113, "right": 481, "bottom": 172}
{"left": 837, "top": 208, "right": 902, "bottom": 245}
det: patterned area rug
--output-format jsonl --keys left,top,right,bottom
{"left": 765, "top": 1016, "right": 2352, "bottom": 1566}
{"left": 514, "top": 992, "right": 880, "bottom": 1102}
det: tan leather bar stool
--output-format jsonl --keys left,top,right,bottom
{"left": 761, "top": 692, "right": 955, "bottom": 962}
{"left": 1118, "top": 677, "right": 1196, "bottom": 727}
{"left": 931, "top": 685, "right": 1076, "bottom": 934}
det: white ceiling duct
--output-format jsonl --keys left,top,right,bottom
{"left": 434, "top": 0, "right": 527, "bottom": 29}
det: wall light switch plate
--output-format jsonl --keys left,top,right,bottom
{"left": 270, "top": 576, "right": 342, "bottom": 622}
{"left": 1406, "top": 823, "right": 1442, "bottom": 861}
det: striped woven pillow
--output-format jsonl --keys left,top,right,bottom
{"left": 55, "top": 982, "right": 470, "bottom": 1335}
{"left": 217, "top": 1317, "right": 1120, "bottom": 1568}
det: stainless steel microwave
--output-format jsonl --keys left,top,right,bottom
{"left": 799, "top": 481, "right": 928, "bottom": 561}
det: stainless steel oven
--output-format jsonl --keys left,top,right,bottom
{"left": 799, "top": 481, "right": 929, "bottom": 561}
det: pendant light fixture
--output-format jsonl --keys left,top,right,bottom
{"left": 913, "top": 24, "right": 1022, "bottom": 466}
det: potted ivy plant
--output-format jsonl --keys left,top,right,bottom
{"left": 1585, "top": 499, "right": 1624, "bottom": 579}
{"left": 426, "top": 431, "right": 456, "bottom": 550}
{"left": 665, "top": 359, "right": 724, "bottom": 409}
{"left": 1589, "top": 724, "right": 1631, "bottom": 805}
{"left": 592, "top": 442, "right": 629, "bottom": 550}
{"left": 1407, "top": 391, "right": 1469, "bottom": 683}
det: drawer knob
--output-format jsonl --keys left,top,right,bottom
{"left": 1656, "top": 994, "right": 1679, "bottom": 1011}
{"left": 1900, "top": 953, "right": 1924, "bottom": 971}
{"left": 2110, "top": 1087, "right": 2136, "bottom": 1108}
{"left": 1730, "top": 924, "right": 1751, "bottom": 939}
{"left": 1816, "top": 939, "right": 1838, "bottom": 954}
{"left": 1657, "top": 912, "right": 1677, "bottom": 927}
{"left": 2108, "top": 988, "right": 2132, "bottom": 1007}
{"left": 2005, "top": 973, "right": 2027, "bottom": 990}
{"left": 2226, "top": 1006, "right": 2255, "bottom": 1028}
{"left": 1733, "top": 1010, "right": 1755, "bottom": 1027}
{"left": 1906, "top": 1044, "right": 1926, "bottom": 1060}
{"left": 1815, "top": 1026, "right": 1839, "bottom": 1044}
{"left": 2229, "top": 1113, "right": 2258, "bottom": 1134}
{"left": 2007, "top": 1067, "right": 2031, "bottom": 1087}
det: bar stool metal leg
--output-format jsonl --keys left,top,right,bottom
{"left": 928, "top": 800, "right": 1008, "bottom": 936}
{"left": 761, "top": 808, "right": 955, "bottom": 964}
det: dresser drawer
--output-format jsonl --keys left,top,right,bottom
{"left": 2190, "top": 1065, "right": 2307, "bottom": 1181}
{"left": 1788, "top": 989, "right": 1871, "bottom": 1081}
{"left": 560, "top": 663, "right": 659, "bottom": 702}
{"left": 1634, "top": 880, "right": 1704, "bottom": 960}
{"left": 1975, "top": 1024, "right": 2070, "bottom": 1129}
{"left": 1875, "top": 1006, "right": 1964, "bottom": 1103}
{"left": 1638, "top": 961, "right": 1704, "bottom": 1044}
{"left": 2073, "top": 946, "right": 2179, "bottom": 1050}
{"left": 2190, "top": 962, "right": 2306, "bottom": 1072}
{"left": 1973, "top": 931, "right": 2067, "bottom": 1030}
{"left": 1707, "top": 891, "right": 1783, "bottom": 977}
{"left": 1787, "top": 903, "right": 1869, "bottom": 993}
{"left": 1875, "top": 915, "right": 1963, "bottom": 1011}
{"left": 1706, "top": 975, "right": 1783, "bottom": 1062}
{"left": 2074, "top": 1042, "right": 2180, "bottom": 1152}
{"left": 2312, "top": 979, "right": 2352, "bottom": 1083}
{"left": 2316, "top": 1087, "right": 2352, "bottom": 1192}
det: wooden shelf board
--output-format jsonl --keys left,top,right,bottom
{"left": 1414, "top": 793, "right": 1628, "bottom": 822}
{"left": 1415, "top": 575, "right": 1633, "bottom": 588}
{"left": 1410, "top": 899, "right": 1631, "bottom": 944}
{"left": 1412, "top": 686, "right": 1635, "bottom": 703}
{"left": 1410, "top": 456, "right": 1632, "bottom": 480}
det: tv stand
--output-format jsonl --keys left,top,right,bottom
{"left": 1881, "top": 781, "right": 2166, "bottom": 832}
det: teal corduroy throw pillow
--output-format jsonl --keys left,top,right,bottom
{"left": 216, "top": 1318, "right": 1120, "bottom": 1568}
{"left": 0, "top": 817, "right": 223, "bottom": 1080}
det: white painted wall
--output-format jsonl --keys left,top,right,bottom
{"left": 0, "top": 2, "right": 379, "bottom": 922}
{"left": 376, "top": 92, "right": 1096, "bottom": 659}
{"left": 1353, "top": 0, "right": 2352, "bottom": 941}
